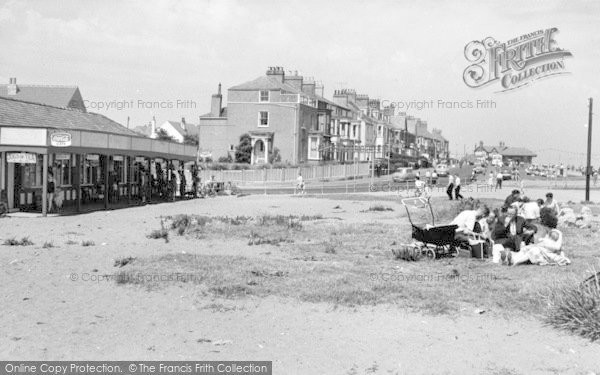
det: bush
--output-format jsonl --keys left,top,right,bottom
{"left": 545, "top": 274, "right": 600, "bottom": 341}
{"left": 81, "top": 240, "right": 95, "bottom": 247}
{"left": 147, "top": 228, "right": 169, "bottom": 243}
{"left": 42, "top": 241, "right": 54, "bottom": 249}
{"left": 218, "top": 154, "right": 233, "bottom": 163}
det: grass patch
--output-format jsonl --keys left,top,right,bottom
{"left": 3, "top": 237, "right": 33, "bottom": 246}
{"left": 147, "top": 228, "right": 169, "bottom": 243}
{"left": 126, "top": 202, "right": 600, "bottom": 341}
{"left": 365, "top": 205, "right": 394, "bottom": 212}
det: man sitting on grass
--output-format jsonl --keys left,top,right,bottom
{"left": 492, "top": 206, "right": 537, "bottom": 264}
{"left": 504, "top": 189, "right": 521, "bottom": 209}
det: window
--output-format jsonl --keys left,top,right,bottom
{"left": 229, "top": 144, "right": 235, "bottom": 151}
{"left": 259, "top": 90, "right": 269, "bottom": 102}
{"left": 258, "top": 111, "right": 269, "bottom": 127}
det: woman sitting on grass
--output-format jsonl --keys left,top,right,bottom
{"left": 512, "top": 208, "right": 571, "bottom": 266}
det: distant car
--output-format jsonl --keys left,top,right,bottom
{"left": 473, "top": 166, "right": 485, "bottom": 174}
{"left": 392, "top": 167, "right": 417, "bottom": 182}
{"left": 435, "top": 164, "right": 449, "bottom": 177}
{"left": 501, "top": 169, "right": 512, "bottom": 180}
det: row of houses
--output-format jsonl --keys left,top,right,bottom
{"left": 138, "top": 67, "right": 450, "bottom": 165}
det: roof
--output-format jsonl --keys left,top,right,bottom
{"left": 500, "top": 147, "right": 537, "bottom": 157}
{"left": 0, "top": 84, "right": 85, "bottom": 111}
{"left": 0, "top": 96, "right": 140, "bottom": 137}
{"left": 428, "top": 131, "right": 447, "bottom": 142}
{"left": 229, "top": 76, "right": 300, "bottom": 92}
{"left": 200, "top": 107, "right": 228, "bottom": 118}
{"left": 132, "top": 124, "right": 152, "bottom": 137}
{"left": 162, "top": 120, "right": 199, "bottom": 136}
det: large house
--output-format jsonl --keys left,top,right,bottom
{"left": 474, "top": 141, "right": 536, "bottom": 164}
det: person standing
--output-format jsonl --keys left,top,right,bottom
{"left": 47, "top": 169, "right": 56, "bottom": 213}
{"left": 544, "top": 192, "right": 560, "bottom": 216}
{"left": 425, "top": 170, "right": 431, "bottom": 185}
{"left": 454, "top": 174, "right": 463, "bottom": 200}
{"left": 431, "top": 170, "right": 438, "bottom": 185}
{"left": 296, "top": 172, "right": 305, "bottom": 195}
{"left": 496, "top": 170, "right": 503, "bottom": 189}
{"left": 487, "top": 171, "right": 494, "bottom": 190}
{"left": 447, "top": 174, "right": 455, "bottom": 200}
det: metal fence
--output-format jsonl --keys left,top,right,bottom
{"left": 197, "top": 163, "right": 371, "bottom": 184}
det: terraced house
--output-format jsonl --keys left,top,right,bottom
{"left": 199, "top": 67, "right": 449, "bottom": 165}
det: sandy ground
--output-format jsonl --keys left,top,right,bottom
{"left": 1, "top": 194, "right": 599, "bottom": 374}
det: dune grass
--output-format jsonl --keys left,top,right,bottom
{"left": 120, "top": 195, "right": 599, "bottom": 340}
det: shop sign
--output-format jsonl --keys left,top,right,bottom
{"left": 135, "top": 156, "right": 146, "bottom": 163}
{"left": 50, "top": 132, "right": 72, "bottom": 147}
{"left": 113, "top": 155, "right": 124, "bottom": 162}
{"left": 55, "top": 153, "right": 71, "bottom": 160}
{"left": 7, "top": 152, "right": 37, "bottom": 164}
{"left": 86, "top": 154, "right": 100, "bottom": 161}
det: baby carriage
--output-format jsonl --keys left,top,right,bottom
{"left": 394, "top": 197, "right": 462, "bottom": 260}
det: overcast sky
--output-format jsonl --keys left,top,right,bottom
{"left": 1, "top": 0, "right": 599, "bottom": 164}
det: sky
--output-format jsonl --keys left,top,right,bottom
{"left": 0, "top": 0, "right": 599, "bottom": 165}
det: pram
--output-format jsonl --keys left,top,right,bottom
{"left": 394, "top": 197, "right": 462, "bottom": 260}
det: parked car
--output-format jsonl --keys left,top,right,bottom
{"left": 501, "top": 169, "right": 512, "bottom": 180}
{"left": 392, "top": 167, "right": 417, "bottom": 182}
{"left": 435, "top": 164, "right": 449, "bottom": 177}
{"left": 473, "top": 166, "right": 485, "bottom": 174}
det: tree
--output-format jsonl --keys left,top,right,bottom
{"left": 183, "top": 133, "right": 199, "bottom": 146}
{"left": 235, "top": 133, "right": 252, "bottom": 164}
{"left": 156, "top": 128, "right": 175, "bottom": 142}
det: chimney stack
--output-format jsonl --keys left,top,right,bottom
{"left": 181, "top": 117, "right": 186, "bottom": 130}
{"left": 266, "top": 66, "right": 285, "bottom": 83}
{"left": 7, "top": 77, "right": 18, "bottom": 95}
{"left": 211, "top": 83, "right": 222, "bottom": 117}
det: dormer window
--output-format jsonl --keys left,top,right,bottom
{"left": 259, "top": 90, "right": 269, "bottom": 102}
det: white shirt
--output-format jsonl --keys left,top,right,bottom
{"left": 496, "top": 172, "right": 502, "bottom": 179}
{"left": 448, "top": 175, "right": 454, "bottom": 185}
{"left": 296, "top": 175, "right": 303, "bottom": 184}
{"left": 415, "top": 180, "right": 425, "bottom": 189}
{"left": 451, "top": 210, "right": 478, "bottom": 232}
{"left": 455, "top": 177, "right": 461, "bottom": 186}
{"left": 521, "top": 202, "right": 540, "bottom": 220}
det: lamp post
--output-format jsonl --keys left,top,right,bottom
{"left": 585, "top": 98, "right": 594, "bottom": 202}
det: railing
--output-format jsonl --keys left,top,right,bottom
{"left": 280, "top": 94, "right": 299, "bottom": 103}
{"left": 197, "top": 163, "right": 371, "bottom": 185}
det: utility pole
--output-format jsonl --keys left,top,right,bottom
{"left": 585, "top": 98, "right": 594, "bottom": 202}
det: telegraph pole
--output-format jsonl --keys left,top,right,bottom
{"left": 585, "top": 98, "right": 593, "bottom": 202}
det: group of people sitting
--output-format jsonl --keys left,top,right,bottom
{"left": 450, "top": 190, "right": 570, "bottom": 266}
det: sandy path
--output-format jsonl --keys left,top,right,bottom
{"left": 1, "top": 196, "right": 599, "bottom": 374}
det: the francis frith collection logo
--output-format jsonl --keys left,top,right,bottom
{"left": 463, "top": 28, "right": 572, "bottom": 92}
